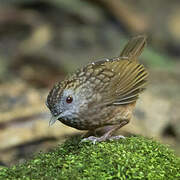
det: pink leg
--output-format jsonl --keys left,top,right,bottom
{"left": 81, "top": 120, "right": 129, "bottom": 144}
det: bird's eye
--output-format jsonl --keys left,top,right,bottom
{"left": 66, "top": 96, "right": 73, "bottom": 104}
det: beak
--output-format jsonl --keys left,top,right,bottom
{"left": 49, "top": 115, "right": 59, "bottom": 126}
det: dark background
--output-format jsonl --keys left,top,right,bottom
{"left": 0, "top": 0, "right": 180, "bottom": 166}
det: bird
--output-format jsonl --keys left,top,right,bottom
{"left": 46, "top": 35, "right": 149, "bottom": 143}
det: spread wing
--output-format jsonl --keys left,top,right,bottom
{"left": 84, "top": 35, "right": 148, "bottom": 105}
{"left": 102, "top": 60, "right": 148, "bottom": 105}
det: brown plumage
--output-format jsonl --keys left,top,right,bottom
{"left": 46, "top": 35, "right": 148, "bottom": 143}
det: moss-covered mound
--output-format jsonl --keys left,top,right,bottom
{"left": 0, "top": 136, "right": 179, "bottom": 179}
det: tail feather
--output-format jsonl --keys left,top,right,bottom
{"left": 120, "top": 35, "right": 147, "bottom": 61}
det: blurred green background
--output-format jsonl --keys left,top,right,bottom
{"left": 0, "top": 0, "right": 180, "bottom": 166}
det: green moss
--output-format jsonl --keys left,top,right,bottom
{"left": 0, "top": 136, "right": 179, "bottom": 180}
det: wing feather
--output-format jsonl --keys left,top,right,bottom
{"left": 82, "top": 35, "right": 148, "bottom": 106}
{"left": 102, "top": 60, "right": 148, "bottom": 105}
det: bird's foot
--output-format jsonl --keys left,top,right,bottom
{"left": 109, "top": 135, "right": 125, "bottom": 141}
{"left": 81, "top": 136, "right": 101, "bottom": 144}
{"left": 81, "top": 135, "right": 125, "bottom": 144}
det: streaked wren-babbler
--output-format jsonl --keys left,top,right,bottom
{"left": 46, "top": 36, "right": 149, "bottom": 143}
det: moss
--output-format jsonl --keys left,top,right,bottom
{"left": 0, "top": 136, "right": 179, "bottom": 180}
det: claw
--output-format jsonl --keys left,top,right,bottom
{"left": 109, "top": 135, "right": 125, "bottom": 141}
{"left": 81, "top": 135, "right": 125, "bottom": 144}
{"left": 81, "top": 136, "right": 99, "bottom": 144}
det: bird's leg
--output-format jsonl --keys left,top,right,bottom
{"left": 81, "top": 120, "right": 129, "bottom": 144}
{"left": 82, "top": 126, "right": 110, "bottom": 138}
{"left": 82, "top": 130, "right": 97, "bottom": 138}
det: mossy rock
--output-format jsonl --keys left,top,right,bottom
{"left": 0, "top": 136, "right": 179, "bottom": 179}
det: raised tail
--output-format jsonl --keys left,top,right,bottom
{"left": 120, "top": 35, "right": 147, "bottom": 61}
